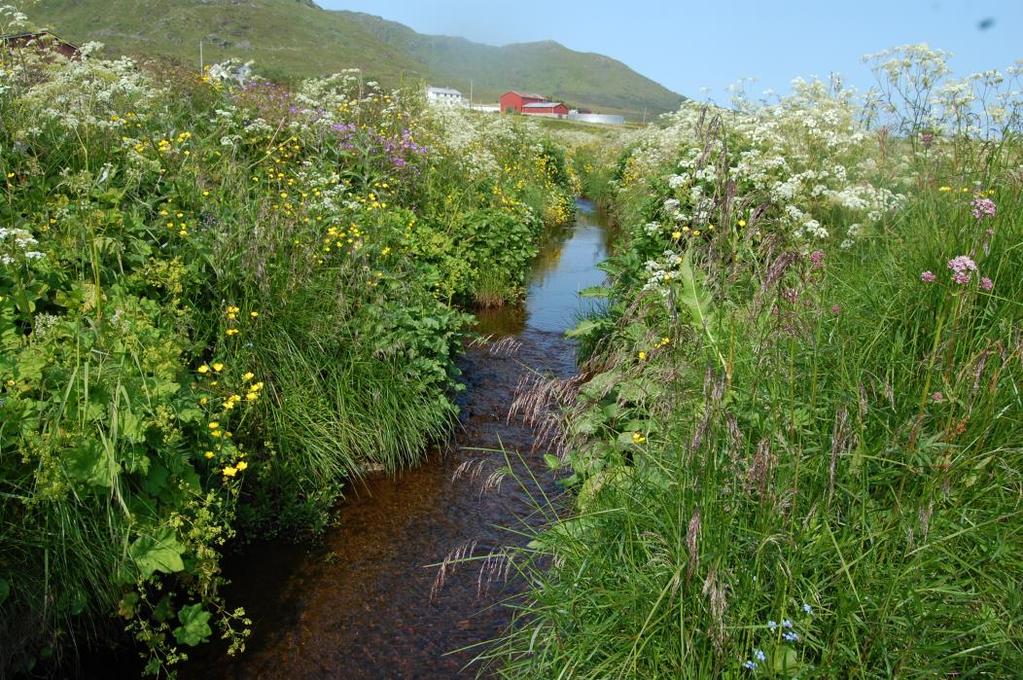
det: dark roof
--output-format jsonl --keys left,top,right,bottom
{"left": 503, "top": 90, "right": 546, "bottom": 99}
{"left": 1, "top": 30, "right": 80, "bottom": 52}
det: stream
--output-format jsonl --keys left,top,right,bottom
{"left": 177, "top": 199, "right": 610, "bottom": 679}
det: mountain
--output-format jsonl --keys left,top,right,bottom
{"left": 28, "top": 0, "right": 684, "bottom": 119}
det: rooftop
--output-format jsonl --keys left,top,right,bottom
{"left": 522, "top": 101, "right": 564, "bottom": 109}
{"left": 427, "top": 86, "right": 463, "bottom": 96}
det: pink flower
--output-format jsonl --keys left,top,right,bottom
{"left": 947, "top": 255, "right": 977, "bottom": 274}
{"left": 952, "top": 272, "right": 971, "bottom": 285}
{"left": 931, "top": 391, "right": 944, "bottom": 403}
{"left": 971, "top": 197, "right": 996, "bottom": 219}
{"left": 809, "top": 250, "right": 825, "bottom": 269}
{"left": 830, "top": 304, "right": 842, "bottom": 314}
{"left": 980, "top": 276, "right": 993, "bottom": 291}
{"left": 920, "top": 271, "right": 936, "bottom": 283}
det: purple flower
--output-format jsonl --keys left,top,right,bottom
{"left": 783, "top": 631, "right": 800, "bottom": 643}
{"left": 831, "top": 304, "right": 842, "bottom": 315}
{"left": 920, "top": 271, "right": 936, "bottom": 283}
{"left": 952, "top": 272, "right": 971, "bottom": 285}
{"left": 809, "top": 250, "right": 825, "bottom": 269}
{"left": 743, "top": 660, "right": 757, "bottom": 670}
{"left": 931, "top": 391, "right": 944, "bottom": 403}
{"left": 980, "top": 276, "right": 993, "bottom": 291}
{"left": 971, "top": 197, "right": 996, "bottom": 219}
{"left": 947, "top": 255, "right": 977, "bottom": 275}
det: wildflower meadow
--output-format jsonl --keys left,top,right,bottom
{"left": 0, "top": 12, "right": 575, "bottom": 674}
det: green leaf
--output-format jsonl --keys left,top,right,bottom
{"left": 772, "top": 645, "right": 803, "bottom": 675}
{"left": 129, "top": 527, "right": 185, "bottom": 578}
{"left": 543, "top": 453, "right": 561, "bottom": 470}
{"left": 677, "top": 250, "right": 715, "bottom": 332}
{"left": 578, "top": 285, "right": 610, "bottom": 298}
{"left": 173, "top": 603, "right": 212, "bottom": 647}
{"left": 566, "top": 318, "right": 603, "bottom": 338}
{"left": 64, "top": 440, "right": 119, "bottom": 488}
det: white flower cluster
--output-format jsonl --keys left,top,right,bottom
{"left": 10, "top": 49, "right": 159, "bottom": 136}
{"left": 625, "top": 74, "right": 908, "bottom": 264}
{"left": 0, "top": 226, "right": 44, "bottom": 265}
{"left": 426, "top": 106, "right": 541, "bottom": 181}
{"left": 641, "top": 250, "right": 683, "bottom": 294}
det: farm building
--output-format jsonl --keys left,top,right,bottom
{"left": 0, "top": 30, "right": 79, "bottom": 59}
{"left": 426, "top": 86, "right": 466, "bottom": 107}
{"left": 522, "top": 101, "right": 570, "bottom": 118}
{"left": 499, "top": 90, "right": 547, "bottom": 113}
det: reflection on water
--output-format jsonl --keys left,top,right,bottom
{"left": 475, "top": 199, "right": 609, "bottom": 338}
{"left": 525, "top": 199, "right": 609, "bottom": 332}
{"left": 170, "top": 200, "right": 611, "bottom": 680}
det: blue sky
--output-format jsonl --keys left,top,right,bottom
{"left": 319, "top": 1, "right": 1022, "bottom": 102}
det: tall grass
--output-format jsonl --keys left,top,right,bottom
{"left": 493, "top": 54, "right": 1023, "bottom": 678}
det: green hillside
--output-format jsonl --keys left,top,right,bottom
{"left": 28, "top": 0, "right": 684, "bottom": 119}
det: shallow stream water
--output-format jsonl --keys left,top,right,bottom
{"left": 174, "top": 199, "right": 610, "bottom": 679}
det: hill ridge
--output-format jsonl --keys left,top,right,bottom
{"left": 31, "top": 0, "right": 685, "bottom": 118}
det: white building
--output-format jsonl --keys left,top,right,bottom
{"left": 426, "top": 86, "right": 466, "bottom": 107}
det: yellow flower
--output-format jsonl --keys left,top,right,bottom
{"left": 631, "top": 432, "right": 646, "bottom": 444}
{"left": 222, "top": 466, "right": 238, "bottom": 477}
{"left": 738, "top": 219, "right": 747, "bottom": 227}
{"left": 250, "top": 311, "right": 259, "bottom": 318}
{"left": 199, "top": 397, "right": 209, "bottom": 405}
{"left": 226, "top": 328, "right": 240, "bottom": 336}
{"left": 242, "top": 372, "right": 255, "bottom": 382}
{"left": 212, "top": 362, "right": 224, "bottom": 372}
{"left": 638, "top": 351, "right": 648, "bottom": 361}
{"left": 203, "top": 451, "right": 215, "bottom": 459}
{"left": 208, "top": 422, "right": 220, "bottom": 430}
{"left": 671, "top": 230, "right": 682, "bottom": 240}
{"left": 938, "top": 186, "right": 952, "bottom": 192}
{"left": 236, "top": 461, "right": 249, "bottom": 471}
{"left": 246, "top": 392, "right": 259, "bottom": 401}
{"left": 197, "top": 364, "right": 210, "bottom": 374}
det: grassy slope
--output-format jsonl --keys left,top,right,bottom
{"left": 31, "top": 0, "right": 426, "bottom": 84}
{"left": 30, "top": 0, "right": 684, "bottom": 119}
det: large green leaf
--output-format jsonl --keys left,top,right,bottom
{"left": 63, "top": 440, "right": 119, "bottom": 488}
{"left": 173, "top": 603, "right": 212, "bottom": 647}
{"left": 129, "top": 527, "right": 185, "bottom": 579}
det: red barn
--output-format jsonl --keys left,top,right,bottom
{"left": 499, "top": 90, "right": 546, "bottom": 113}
